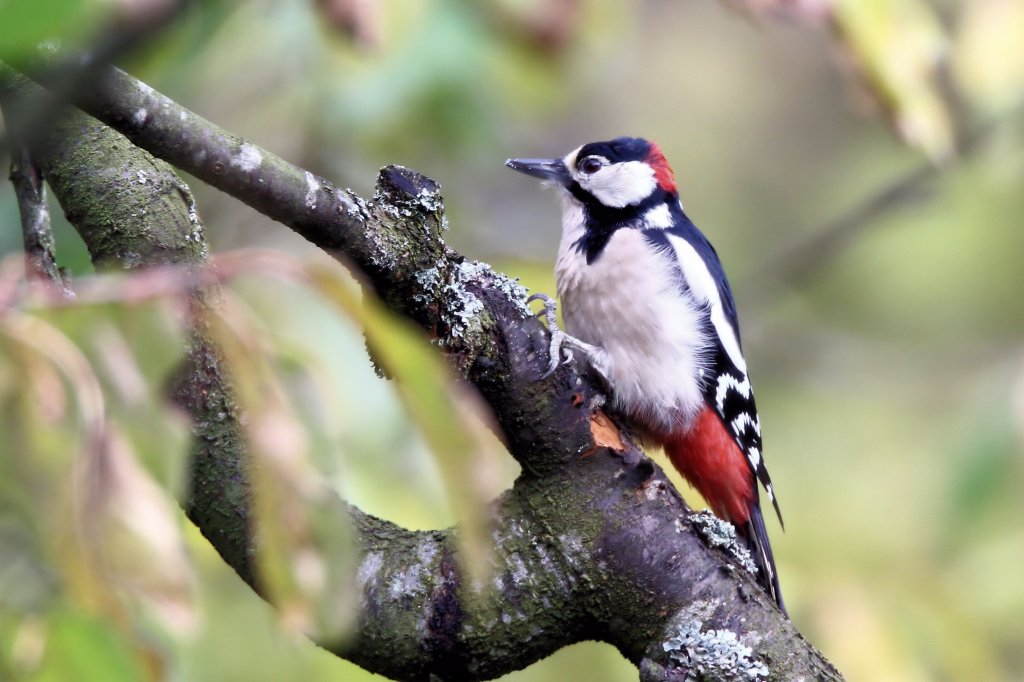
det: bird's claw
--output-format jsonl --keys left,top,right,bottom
{"left": 527, "top": 292, "right": 558, "bottom": 327}
{"left": 541, "top": 330, "right": 574, "bottom": 379}
{"left": 528, "top": 292, "right": 574, "bottom": 378}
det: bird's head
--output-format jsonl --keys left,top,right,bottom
{"left": 506, "top": 136, "right": 677, "bottom": 209}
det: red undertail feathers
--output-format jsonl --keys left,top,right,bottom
{"left": 664, "top": 406, "right": 786, "bottom": 614}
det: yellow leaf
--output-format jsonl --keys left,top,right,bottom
{"left": 954, "top": 0, "right": 1024, "bottom": 115}
{"left": 74, "top": 427, "right": 198, "bottom": 638}
{"left": 833, "top": 0, "right": 953, "bottom": 160}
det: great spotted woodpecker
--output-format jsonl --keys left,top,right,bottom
{"left": 506, "top": 137, "right": 786, "bottom": 613}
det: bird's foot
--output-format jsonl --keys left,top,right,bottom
{"left": 528, "top": 292, "right": 575, "bottom": 378}
{"left": 528, "top": 292, "right": 611, "bottom": 386}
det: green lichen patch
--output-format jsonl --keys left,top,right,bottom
{"left": 445, "top": 261, "right": 531, "bottom": 322}
{"left": 421, "top": 258, "right": 532, "bottom": 375}
{"left": 442, "top": 261, "right": 487, "bottom": 340}
{"left": 413, "top": 258, "right": 447, "bottom": 304}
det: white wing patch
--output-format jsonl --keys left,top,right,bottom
{"left": 665, "top": 233, "right": 747, "bottom": 374}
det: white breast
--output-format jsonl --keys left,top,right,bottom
{"left": 554, "top": 199, "right": 709, "bottom": 435}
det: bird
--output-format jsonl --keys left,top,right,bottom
{"left": 506, "top": 136, "right": 786, "bottom": 613}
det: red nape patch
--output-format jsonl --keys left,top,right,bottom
{"left": 664, "top": 408, "right": 754, "bottom": 525}
{"left": 646, "top": 143, "right": 677, "bottom": 194}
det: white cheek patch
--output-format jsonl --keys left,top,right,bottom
{"left": 581, "top": 160, "right": 657, "bottom": 208}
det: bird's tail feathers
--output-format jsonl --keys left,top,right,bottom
{"left": 744, "top": 504, "right": 787, "bottom": 616}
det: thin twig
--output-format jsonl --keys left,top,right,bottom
{"left": 8, "top": 146, "right": 72, "bottom": 296}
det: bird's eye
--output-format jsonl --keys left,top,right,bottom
{"left": 579, "top": 156, "right": 603, "bottom": 175}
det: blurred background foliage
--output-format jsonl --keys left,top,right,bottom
{"left": 1, "top": 0, "right": 1023, "bottom": 680}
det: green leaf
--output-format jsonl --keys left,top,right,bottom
{"left": 0, "top": 0, "right": 105, "bottom": 58}
{"left": 30, "top": 608, "right": 147, "bottom": 682}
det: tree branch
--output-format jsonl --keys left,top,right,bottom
{"left": 8, "top": 145, "right": 71, "bottom": 295}
{"left": 2, "top": 62, "right": 843, "bottom": 680}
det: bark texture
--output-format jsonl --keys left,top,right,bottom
{"left": 1, "top": 62, "right": 843, "bottom": 681}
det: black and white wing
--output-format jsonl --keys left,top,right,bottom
{"left": 660, "top": 215, "right": 783, "bottom": 525}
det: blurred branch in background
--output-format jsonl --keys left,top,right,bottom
{"left": 746, "top": 110, "right": 1012, "bottom": 304}
{"left": 730, "top": 0, "right": 1024, "bottom": 307}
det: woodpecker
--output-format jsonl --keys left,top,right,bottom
{"left": 506, "top": 137, "right": 785, "bottom": 613}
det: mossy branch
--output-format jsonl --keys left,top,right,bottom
{"left": 1, "top": 62, "right": 843, "bottom": 680}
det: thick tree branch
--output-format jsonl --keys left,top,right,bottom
{"left": 2, "top": 63, "right": 843, "bottom": 680}
{"left": 0, "top": 71, "right": 206, "bottom": 270}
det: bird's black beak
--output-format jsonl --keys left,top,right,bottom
{"left": 505, "top": 157, "right": 570, "bottom": 186}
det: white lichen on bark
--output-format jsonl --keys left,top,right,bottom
{"left": 663, "top": 620, "right": 769, "bottom": 681}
